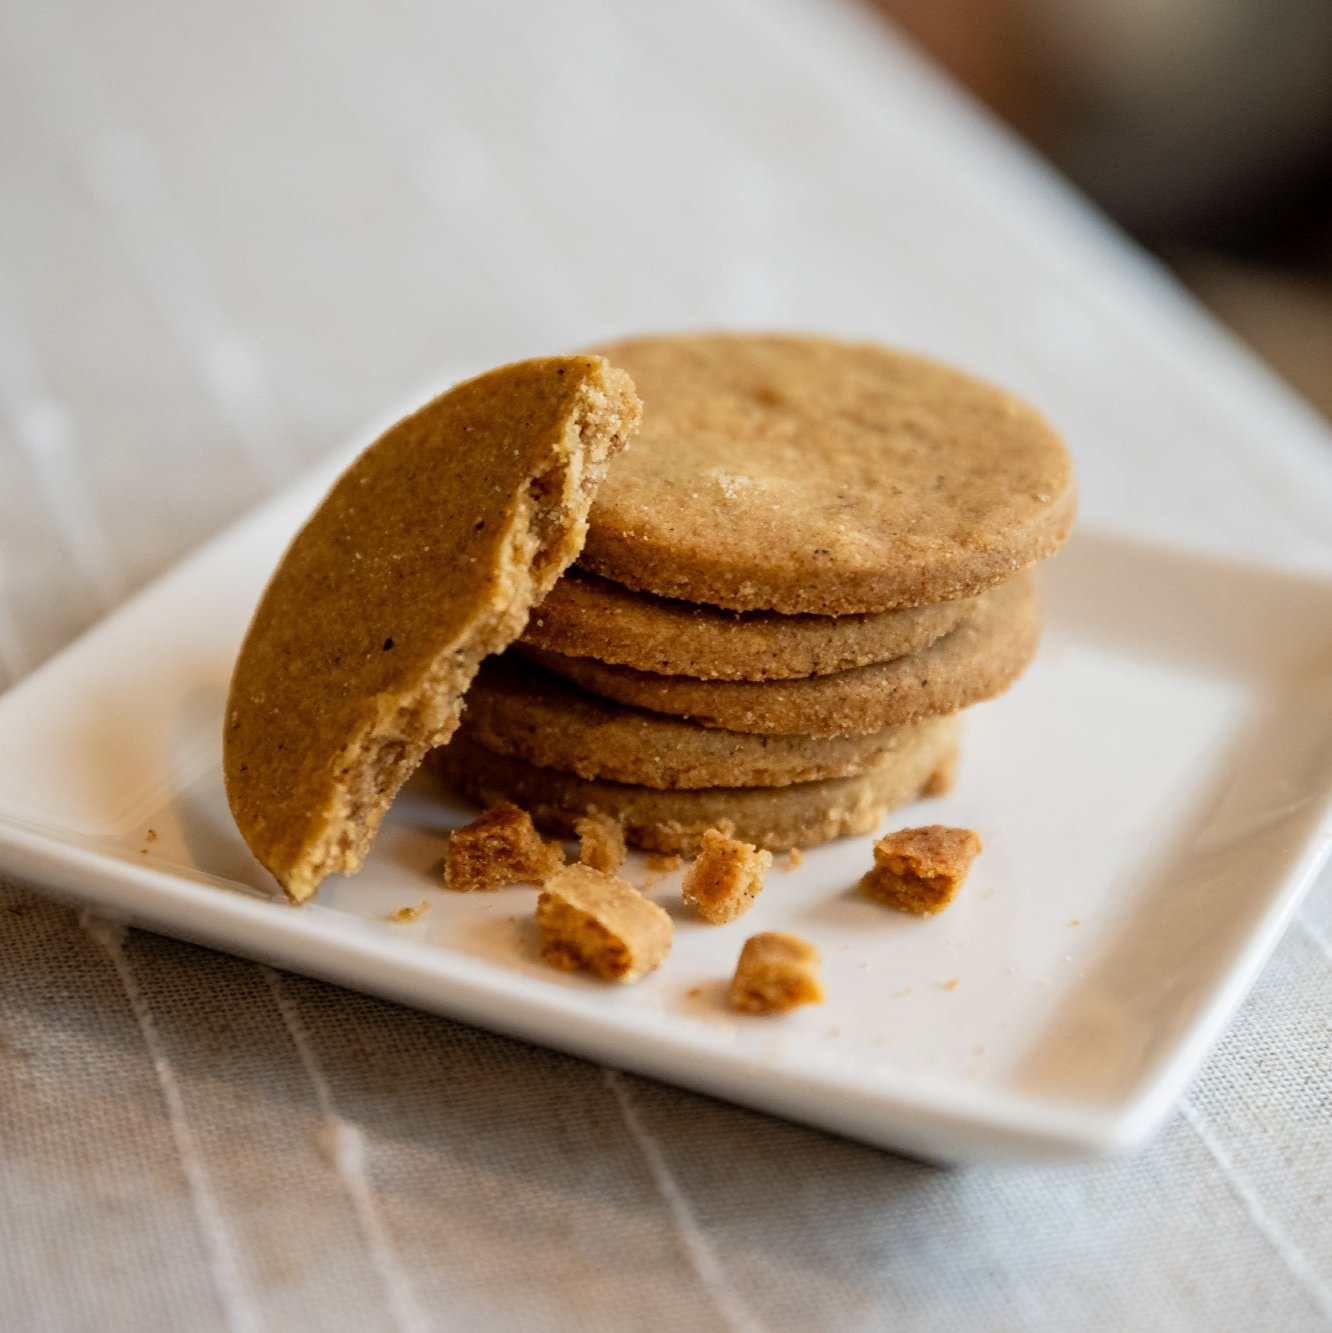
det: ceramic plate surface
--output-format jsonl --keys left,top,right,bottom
{"left": 2, "top": 392, "right": 1332, "bottom": 1165}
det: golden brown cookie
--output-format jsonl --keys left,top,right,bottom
{"left": 522, "top": 568, "right": 976, "bottom": 680}
{"left": 579, "top": 333, "right": 1074, "bottom": 614}
{"left": 224, "top": 356, "right": 640, "bottom": 903}
{"left": 461, "top": 655, "right": 951, "bottom": 787}
{"left": 521, "top": 574, "right": 1038, "bottom": 737}
{"left": 429, "top": 716, "right": 959, "bottom": 854}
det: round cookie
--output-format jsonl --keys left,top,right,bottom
{"left": 523, "top": 568, "right": 976, "bottom": 680}
{"left": 522, "top": 574, "right": 1038, "bottom": 737}
{"left": 430, "top": 718, "right": 960, "bottom": 855}
{"left": 224, "top": 356, "right": 641, "bottom": 903}
{"left": 462, "top": 656, "right": 943, "bottom": 788}
{"left": 579, "top": 333, "right": 1074, "bottom": 614}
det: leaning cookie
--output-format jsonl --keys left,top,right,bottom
{"left": 429, "top": 719, "right": 959, "bottom": 855}
{"left": 224, "top": 356, "right": 640, "bottom": 903}
{"left": 461, "top": 656, "right": 946, "bottom": 788}
{"left": 522, "top": 574, "right": 1038, "bottom": 736}
{"left": 522, "top": 568, "right": 977, "bottom": 680}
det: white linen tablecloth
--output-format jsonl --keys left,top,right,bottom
{"left": 2, "top": 0, "right": 1331, "bottom": 1328}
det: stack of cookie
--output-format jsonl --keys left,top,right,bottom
{"left": 435, "top": 334, "right": 1074, "bottom": 854}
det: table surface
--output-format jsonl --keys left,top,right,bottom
{"left": 3, "top": 0, "right": 1332, "bottom": 1329}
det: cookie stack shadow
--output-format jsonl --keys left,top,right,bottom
{"left": 430, "top": 334, "right": 1074, "bottom": 854}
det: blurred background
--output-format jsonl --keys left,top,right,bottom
{"left": 1, "top": 0, "right": 1330, "bottom": 684}
{"left": 877, "top": 0, "right": 1332, "bottom": 418}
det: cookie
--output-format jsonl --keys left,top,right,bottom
{"left": 224, "top": 356, "right": 641, "bottom": 903}
{"left": 461, "top": 655, "right": 948, "bottom": 788}
{"left": 521, "top": 574, "right": 1038, "bottom": 736}
{"left": 579, "top": 333, "right": 1074, "bottom": 614}
{"left": 523, "top": 568, "right": 976, "bottom": 680}
{"left": 429, "top": 716, "right": 959, "bottom": 854}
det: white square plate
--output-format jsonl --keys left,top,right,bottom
{"left": 2, "top": 395, "right": 1332, "bottom": 1164}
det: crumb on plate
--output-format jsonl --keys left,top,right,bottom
{"left": 575, "top": 809, "right": 626, "bottom": 874}
{"left": 536, "top": 863, "right": 672, "bottom": 982}
{"left": 444, "top": 802, "right": 563, "bottom": 892}
{"left": 860, "top": 824, "right": 982, "bottom": 916}
{"left": 922, "top": 751, "right": 958, "bottom": 797}
{"left": 682, "top": 827, "right": 771, "bottom": 924}
{"left": 729, "top": 932, "right": 823, "bottom": 1014}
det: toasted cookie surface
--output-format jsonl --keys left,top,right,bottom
{"left": 522, "top": 574, "right": 1038, "bottom": 736}
{"left": 461, "top": 656, "right": 944, "bottom": 788}
{"left": 579, "top": 333, "right": 1074, "bottom": 614}
{"left": 430, "top": 718, "right": 958, "bottom": 854}
{"left": 522, "top": 568, "right": 975, "bottom": 680}
{"left": 225, "top": 356, "right": 640, "bottom": 902}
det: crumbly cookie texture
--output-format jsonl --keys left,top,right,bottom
{"left": 921, "top": 750, "right": 959, "bottom": 797}
{"left": 224, "top": 355, "right": 640, "bottom": 903}
{"left": 523, "top": 568, "right": 975, "bottom": 681}
{"left": 579, "top": 333, "right": 1075, "bottom": 614}
{"left": 729, "top": 932, "right": 824, "bottom": 1013}
{"left": 444, "top": 803, "right": 564, "bottom": 892}
{"left": 429, "top": 716, "right": 959, "bottom": 855}
{"left": 860, "top": 825, "right": 983, "bottom": 915}
{"left": 575, "top": 810, "right": 626, "bottom": 874}
{"left": 462, "top": 655, "right": 941, "bottom": 789}
{"left": 535, "top": 864, "right": 673, "bottom": 982}
{"left": 682, "top": 828, "right": 771, "bottom": 924}
{"left": 521, "top": 574, "right": 1038, "bottom": 737}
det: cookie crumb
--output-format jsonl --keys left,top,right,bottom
{"left": 574, "top": 810, "right": 626, "bottom": 874}
{"left": 536, "top": 864, "right": 672, "bottom": 982}
{"left": 1069, "top": 919, "right": 1081, "bottom": 927}
{"left": 145, "top": 828, "right": 158, "bottom": 844}
{"left": 445, "top": 803, "right": 563, "bottom": 892}
{"left": 921, "top": 752, "right": 958, "bottom": 797}
{"left": 729, "top": 932, "right": 823, "bottom": 1014}
{"left": 390, "top": 901, "right": 429, "bottom": 923}
{"left": 942, "top": 978, "right": 960, "bottom": 991}
{"left": 860, "top": 825, "right": 982, "bottom": 916}
{"left": 686, "top": 986, "right": 703, "bottom": 999}
{"left": 786, "top": 847, "right": 805, "bottom": 870}
{"left": 682, "top": 828, "right": 771, "bottom": 924}
{"left": 646, "top": 853, "right": 682, "bottom": 872}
